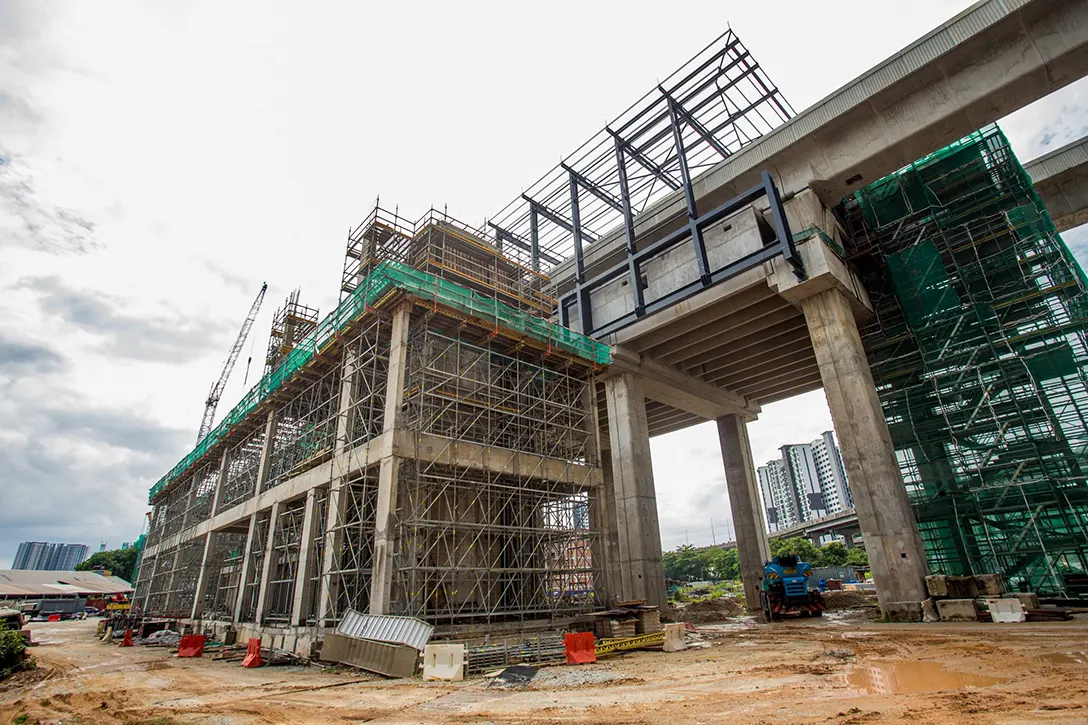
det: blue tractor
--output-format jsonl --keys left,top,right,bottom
{"left": 759, "top": 555, "right": 826, "bottom": 621}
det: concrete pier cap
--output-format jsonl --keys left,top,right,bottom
{"left": 763, "top": 189, "right": 873, "bottom": 318}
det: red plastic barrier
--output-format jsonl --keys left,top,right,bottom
{"left": 47, "top": 614, "right": 61, "bottom": 622}
{"left": 564, "top": 632, "right": 596, "bottom": 665}
{"left": 241, "top": 637, "right": 263, "bottom": 668}
{"left": 120, "top": 629, "right": 133, "bottom": 647}
{"left": 177, "top": 634, "right": 206, "bottom": 658}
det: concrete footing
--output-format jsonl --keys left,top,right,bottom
{"left": 936, "top": 599, "right": 981, "bottom": 622}
{"left": 884, "top": 601, "right": 923, "bottom": 622}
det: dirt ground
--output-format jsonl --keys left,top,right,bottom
{"left": 3, "top": 615, "right": 1087, "bottom": 725}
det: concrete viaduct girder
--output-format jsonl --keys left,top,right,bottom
{"left": 1026, "top": 136, "right": 1088, "bottom": 232}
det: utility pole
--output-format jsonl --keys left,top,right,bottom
{"left": 710, "top": 518, "right": 716, "bottom": 545}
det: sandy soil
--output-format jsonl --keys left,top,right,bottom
{"left": 2, "top": 615, "right": 1087, "bottom": 725}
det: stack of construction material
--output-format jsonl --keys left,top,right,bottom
{"left": 590, "top": 601, "right": 662, "bottom": 638}
{"left": 924, "top": 574, "right": 1073, "bottom": 623}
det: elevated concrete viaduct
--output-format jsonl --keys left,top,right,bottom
{"left": 1027, "top": 136, "right": 1088, "bottom": 232}
{"left": 556, "top": 0, "right": 1088, "bottom": 616}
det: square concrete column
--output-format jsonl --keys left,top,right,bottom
{"left": 254, "top": 501, "right": 282, "bottom": 625}
{"left": 232, "top": 513, "right": 259, "bottom": 623}
{"left": 317, "top": 324, "right": 369, "bottom": 624}
{"left": 290, "top": 488, "right": 319, "bottom": 625}
{"left": 716, "top": 414, "right": 770, "bottom": 612}
{"left": 370, "top": 301, "right": 412, "bottom": 614}
{"left": 603, "top": 372, "right": 665, "bottom": 607}
{"left": 190, "top": 454, "right": 231, "bottom": 620}
{"left": 802, "top": 288, "right": 928, "bottom": 612}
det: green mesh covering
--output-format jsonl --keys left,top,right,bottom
{"left": 886, "top": 240, "right": 961, "bottom": 327}
{"left": 843, "top": 124, "right": 1088, "bottom": 595}
{"left": 149, "top": 260, "right": 610, "bottom": 502}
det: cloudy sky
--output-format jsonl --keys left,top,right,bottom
{"left": 2, "top": 0, "right": 1087, "bottom": 567}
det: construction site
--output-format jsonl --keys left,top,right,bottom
{"left": 7, "top": 0, "right": 1087, "bottom": 722}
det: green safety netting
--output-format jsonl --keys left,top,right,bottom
{"left": 845, "top": 124, "right": 1088, "bottom": 594}
{"left": 149, "top": 260, "right": 610, "bottom": 502}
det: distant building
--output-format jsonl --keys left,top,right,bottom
{"left": 756, "top": 431, "right": 853, "bottom": 533}
{"left": 757, "top": 458, "right": 796, "bottom": 532}
{"left": 812, "top": 431, "right": 852, "bottom": 513}
{"left": 782, "top": 443, "right": 827, "bottom": 521}
{"left": 12, "top": 542, "right": 89, "bottom": 571}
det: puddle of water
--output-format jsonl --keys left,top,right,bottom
{"left": 843, "top": 660, "right": 1006, "bottom": 695}
{"left": 1037, "top": 651, "right": 1088, "bottom": 665}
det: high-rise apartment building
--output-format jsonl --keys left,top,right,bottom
{"left": 756, "top": 431, "right": 852, "bottom": 533}
{"left": 756, "top": 458, "right": 795, "bottom": 532}
{"left": 11, "top": 542, "right": 89, "bottom": 571}
{"left": 812, "top": 431, "right": 852, "bottom": 514}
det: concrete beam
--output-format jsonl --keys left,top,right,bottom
{"left": 1025, "top": 135, "right": 1088, "bottom": 232}
{"left": 607, "top": 346, "right": 760, "bottom": 422}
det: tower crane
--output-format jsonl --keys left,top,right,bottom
{"left": 196, "top": 282, "right": 268, "bottom": 443}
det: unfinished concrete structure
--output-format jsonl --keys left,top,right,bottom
{"left": 135, "top": 208, "right": 610, "bottom": 652}
{"left": 137, "top": 0, "right": 1088, "bottom": 643}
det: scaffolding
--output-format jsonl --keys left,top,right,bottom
{"left": 841, "top": 124, "right": 1088, "bottom": 595}
{"left": 141, "top": 205, "right": 607, "bottom": 633}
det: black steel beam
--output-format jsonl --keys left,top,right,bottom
{"left": 659, "top": 85, "right": 732, "bottom": 159}
{"left": 666, "top": 96, "right": 711, "bottom": 285}
{"left": 487, "top": 222, "right": 562, "bottom": 266}
{"left": 614, "top": 138, "right": 645, "bottom": 316}
{"left": 606, "top": 127, "right": 682, "bottom": 191}
{"left": 561, "top": 163, "right": 623, "bottom": 213}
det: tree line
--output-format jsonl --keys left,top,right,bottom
{"left": 663, "top": 537, "right": 868, "bottom": 582}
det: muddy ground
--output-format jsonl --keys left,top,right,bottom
{"left": 2, "top": 615, "right": 1087, "bottom": 724}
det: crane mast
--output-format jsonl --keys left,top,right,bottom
{"left": 196, "top": 282, "right": 268, "bottom": 443}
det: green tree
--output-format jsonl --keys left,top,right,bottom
{"left": 846, "top": 547, "right": 869, "bottom": 567}
{"left": 708, "top": 546, "right": 740, "bottom": 580}
{"left": 770, "top": 537, "right": 819, "bottom": 563}
{"left": 0, "top": 625, "right": 29, "bottom": 680}
{"left": 663, "top": 544, "right": 710, "bottom": 581}
{"left": 813, "top": 541, "right": 849, "bottom": 567}
{"left": 76, "top": 548, "right": 139, "bottom": 583}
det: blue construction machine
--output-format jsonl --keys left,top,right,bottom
{"left": 759, "top": 555, "right": 826, "bottom": 621}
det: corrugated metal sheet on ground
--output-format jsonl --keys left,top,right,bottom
{"left": 335, "top": 609, "right": 433, "bottom": 651}
{"left": 320, "top": 633, "right": 419, "bottom": 678}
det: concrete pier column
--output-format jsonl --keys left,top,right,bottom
{"left": 802, "top": 288, "right": 928, "bottom": 611}
{"left": 318, "top": 325, "right": 367, "bottom": 624}
{"left": 603, "top": 373, "right": 665, "bottom": 607}
{"left": 290, "top": 488, "right": 319, "bottom": 625}
{"left": 232, "top": 513, "right": 259, "bottom": 623}
{"left": 369, "top": 302, "right": 412, "bottom": 615}
{"left": 190, "top": 454, "right": 230, "bottom": 620}
{"left": 716, "top": 414, "right": 770, "bottom": 612}
{"left": 254, "top": 501, "right": 282, "bottom": 625}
